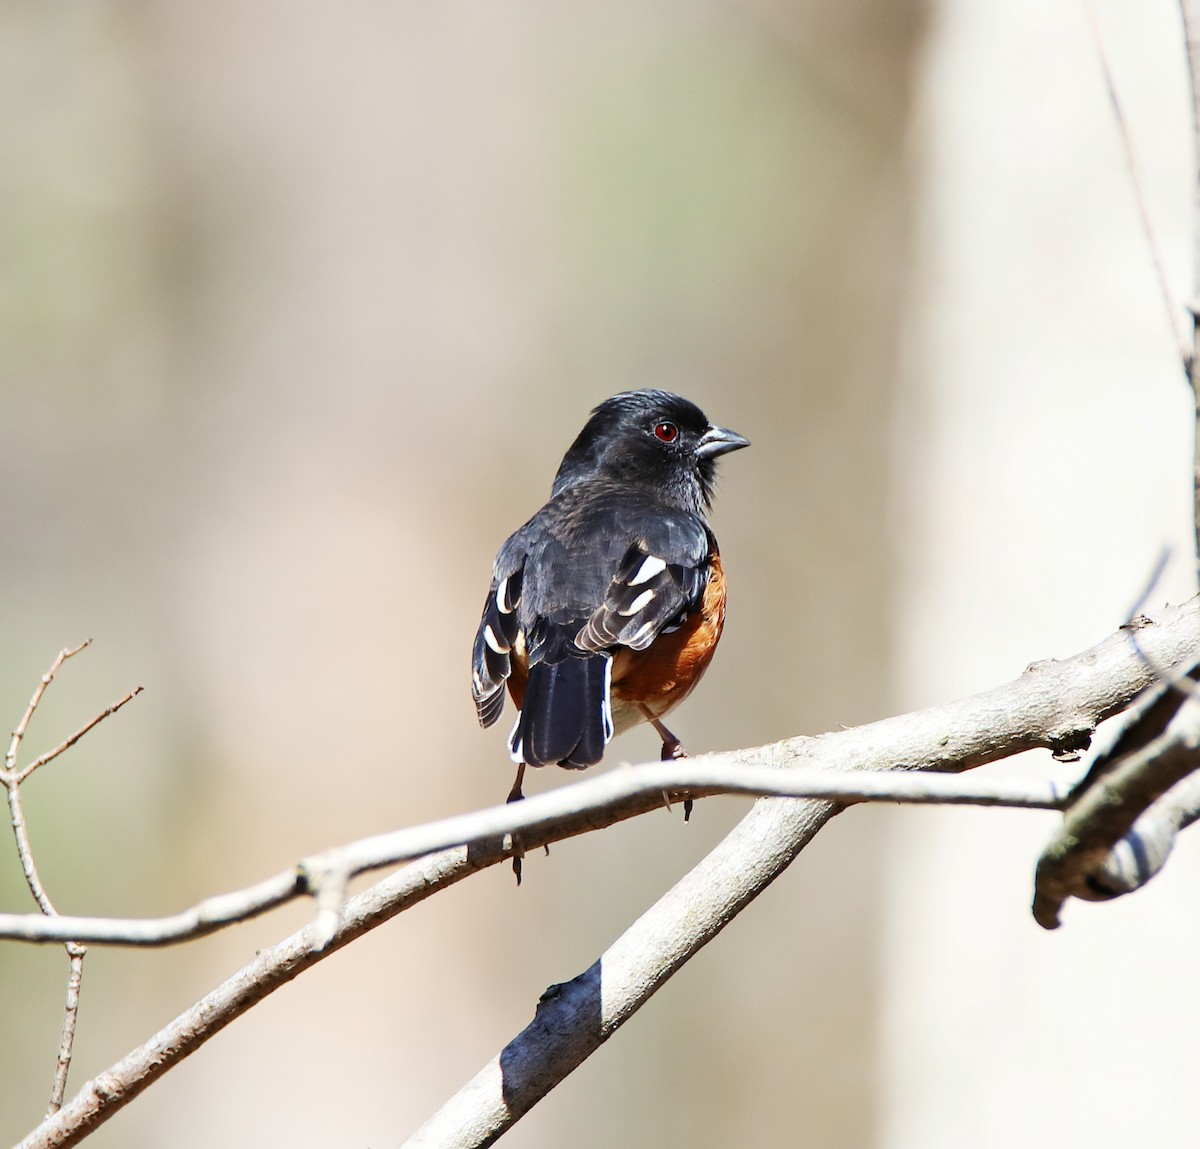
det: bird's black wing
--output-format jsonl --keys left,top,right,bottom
{"left": 471, "top": 551, "right": 525, "bottom": 729}
{"left": 575, "top": 510, "right": 712, "bottom": 654}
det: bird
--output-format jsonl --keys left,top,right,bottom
{"left": 471, "top": 390, "right": 749, "bottom": 821}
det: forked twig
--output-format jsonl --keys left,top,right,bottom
{"left": 5, "top": 640, "right": 91, "bottom": 774}
{"left": 2, "top": 644, "right": 142, "bottom": 1119}
{"left": 18, "top": 685, "right": 143, "bottom": 784}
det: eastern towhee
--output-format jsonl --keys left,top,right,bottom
{"left": 472, "top": 390, "right": 748, "bottom": 815}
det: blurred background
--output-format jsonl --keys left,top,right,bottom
{"left": 1, "top": 1, "right": 1197, "bottom": 1145}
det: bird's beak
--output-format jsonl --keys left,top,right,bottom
{"left": 697, "top": 424, "right": 751, "bottom": 458}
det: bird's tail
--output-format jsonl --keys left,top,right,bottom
{"left": 508, "top": 652, "right": 614, "bottom": 768}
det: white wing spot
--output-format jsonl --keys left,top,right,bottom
{"left": 620, "top": 589, "right": 656, "bottom": 617}
{"left": 496, "top": 577, "right": 513, "bottom": 614}
{"left": 629, "top": 554, "right": 667, "bottom": 585}
{"left": 483, "top": 624, "right": 505, "bottom": 653}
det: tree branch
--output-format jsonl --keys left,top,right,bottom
{"left": 0, "top": 766, "right": 1067, "bottom": 947}
{"left": 18, "top": 595, "right": 1200, "bottom": 1149}
{"left": 17, "top": 684, "right": 142, "bottom": 785}
{"left": 48, "top": 949, "right": 86, "bottom": 1116}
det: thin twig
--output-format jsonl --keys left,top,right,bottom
{"left": 0, "top": 870, "right": 306, "bottom": 945}
{"left": 48, "top": 947, "right": 87, "bottom": 1116}
{"left": 17, "top": 685, "right": 144, "bottom": 784}
{"left": 1085, "top": 1, "right": 1191, "bottom": 374}
{"left": 4, "top": 641, "right": 91, "bottom": 774}
{"left": 6, "top": 781, "right": 59, "bottom": 916}
{"left": 15, "top": 594, "right": 1200, "bottom": 1149}
{"left": 1124, "top": 546, "right": 1172, "bottom": 621}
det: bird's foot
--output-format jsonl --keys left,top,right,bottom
{"left": 648, "top": 718, "right": 693, "bottom": 821}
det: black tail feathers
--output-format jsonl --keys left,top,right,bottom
{"left": 508, "top": 652, "right": 614, "bottom": 768}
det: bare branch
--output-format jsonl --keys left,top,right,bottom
{"left": 0, "top": 869, "right": 304, "bottom": 945}
{"left": 48, "top": 948, "right": 87, "bottom": 1116}
{"left": 17, "top": 594, "right": 1200, "bottom": 1149}
{"left": 5, "top": 781, "right": 59, "bottom": 917}
{"left": 0, "top": 767, "right": 1069, "bottom": 947}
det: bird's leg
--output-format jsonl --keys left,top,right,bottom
{"left": 648, "top": 716, "right": 694, "bottom": 822}
{"left": 507, "top": 762, "right": 526, "bottom": 884}
{"left": 506, "top": 762, "right": 526, "bottom": 804}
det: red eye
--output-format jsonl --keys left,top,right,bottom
{"left": 654, "top": 421, "right": 678, "bottom": 443}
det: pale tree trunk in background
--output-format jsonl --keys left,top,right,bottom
{"left": 888, "top": 4, "right": 1199, "bottom": 1147}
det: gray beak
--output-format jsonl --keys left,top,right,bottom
{"left": 697, "top": 424, "right": 751, "bottom": 458}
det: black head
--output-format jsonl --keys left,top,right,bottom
{"left": 551, "top": 390, "right": 749, "bottom": 514}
